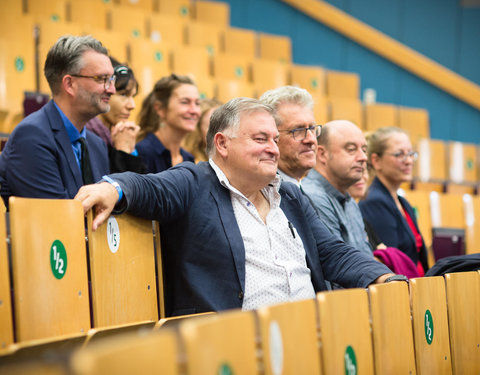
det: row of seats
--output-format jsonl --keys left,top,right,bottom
{"left": 0, "top": 197, "right": 165, "bottom": 349}
{"left": 2, "top": 268, "right": 480, "bottom": 373}
{"left": 400, "top": 189, "right": 480, "bottom": 257}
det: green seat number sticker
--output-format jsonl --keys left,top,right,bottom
{"left": 218, "top": 363, "right": 233, "bottom": 375}
{"left": 50, "top": 240, "right": 67, "bottom": 279}
{"left": 424, "top": 309, "right": 434, "bottom": 345}
{"left": 344, "top": 345, "right": 357, "bottom": 375}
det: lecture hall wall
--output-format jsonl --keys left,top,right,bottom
{"left": 214, "top": 0, "right": 480, "bottom": 144}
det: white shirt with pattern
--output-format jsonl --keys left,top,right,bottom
{"left": 209, "top": 159, "right": 316, "bottom": 310}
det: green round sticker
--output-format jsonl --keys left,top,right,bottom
{"left": 344, "top": 345, "right": 357, "bottom": 375}
{"left": 154, "top": 51, "right": 163, "bottom": 62}
{"left": 14, "top": 57, "right": 25, "bottom": 72}
{"left": 466, "top": 158, "right": 474, "bottom": 170}
{"left": 424, "top": 309, "right": 434, "bottom": 345}
{"left": 206, "top": 45, "right": 214, "bottom": 56}
{"left": 50, "top": 239, "right": 67, "bottom": 279}
{"left": 132, "top": 29, "right": 140, "bottom": 38}
{"left": 234, "top": 66, "right": 244, "bottom": 78}
{"left": 310, "top": 78, "right": 318, "bottom": 89}
{"left": 50, "top": 14, "right": 60, "bottom": 22}
{"left": 218, "top": 363, "right": 233, "bottom": 375}
{"left": 180, "top": 5, "right": 189, "bottom": 16}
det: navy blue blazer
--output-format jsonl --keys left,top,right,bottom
{"left": 359, "top": 177, "right": 429, "bottom": 272}
{"left": 136, "top": 133, "right": 194, "bottom": 173}
{"left": 0, "top": 101, "right": 109, "bottom": 206}
{"left": 110, "top": 162, "right": 391, "bottom": 316}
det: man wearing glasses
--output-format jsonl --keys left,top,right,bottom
{"left": 259, "top": 86, "right": 319, "bottom": 187}
{"left": 302, "top": 120, "right": 374, "bottom": 258}
{"left": 0, "top": 35, "right": 113, "bottom": 207}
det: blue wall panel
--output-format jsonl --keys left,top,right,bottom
{"left": 214, "top": 0, "right": 480, "bottom": 143}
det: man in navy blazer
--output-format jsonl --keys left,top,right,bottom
{"left": 0, "top": 35, "right": 112, "bottom": 207}
{"left": 76, "top": 98, "right": 394, "bottom": 316}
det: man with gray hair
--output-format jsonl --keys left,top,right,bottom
{"left": 302, "top": 120, "right": 372, "bottom": 256}
{"left": 76, "top": 97, "right": 394, "bottom": 316}
{"left": 0, "top": 35, "right": 113, "bottom": 207}
{"left": 260, "top": 86, "right": 320, "bottom": 186}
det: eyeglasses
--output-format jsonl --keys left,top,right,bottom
{"left": 280, "top": 124, "right": 322, "bottom": 141}
{"left": 386, "top": 151, "right": 418, "bottom": 162}
{"left": 71, "top": 74, "right": 116, "bottom": 90}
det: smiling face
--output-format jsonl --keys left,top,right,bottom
{"left": 219, "top": 110, "right": 280, "bottom": 194}
{"left": 101, "top": 78, "right": 137, "bottom": 128}
{"left": 276, "top": 103, "right": 317, "bottom": 180}
{"left": 72, "top": 50, "right": 115, "bottom": 118}
{"left": 159, "top": 83, "right": 201, "bottom": 134}
{"left": 318, "top": 121, "right": 367, "bottom": 193}
{"left": 371, "top": 131, "right": 414, "bottom": 189}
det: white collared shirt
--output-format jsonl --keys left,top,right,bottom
{"left": 209, "top": 159, "right": 316, "bottom": 310}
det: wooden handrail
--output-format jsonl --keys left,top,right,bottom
{"left": 281, "top": 0, "right": 480, "bottom": 111}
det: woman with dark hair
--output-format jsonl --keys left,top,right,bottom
{"left": 86, "top": 57, "right": 146, "bottom": 173}
{"left": 359, "top": 127, "right": 428, "bottom": 275}
{"left": 136, "top": 74, "right": 201, "bottom": 173}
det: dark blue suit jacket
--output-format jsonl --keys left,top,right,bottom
{"left": 136, "top": 133, "right": 194, "bottom": 173}
{"left": 359, "top": 177, "right": 429, "bottom": 271}
{"left": 110, "top": 162, "right": 391, "bottom": 316}
{"left": 0, "top": 101, "right": 109, "bottom": 206}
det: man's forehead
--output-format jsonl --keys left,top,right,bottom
{"left": 329, "top": 123, "right": 365, "bottom": 145}
{"left": 278, "top": 103, "right": 314, "bottom": 122}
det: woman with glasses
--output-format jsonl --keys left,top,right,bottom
{"left": 359, "top": 127, "right": 428, "bottom": 275}
{"left": 86, "top": 57, "right": 146, "bottom": 173}
{"left": 136, "top": 74, "right": 201, "bottom": 173}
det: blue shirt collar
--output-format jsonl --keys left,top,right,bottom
{"left": 53, "top": 101, "right": 86, "bottom": 143}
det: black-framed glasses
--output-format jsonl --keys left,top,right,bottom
{"left": 279, "top": 124, "right": 322, "bottom": 141}
{"left": 387, "top": 151, "right": 418, "bottom": 162}
{"left": 71, "top": 74, "right": 116, "bottom": 90}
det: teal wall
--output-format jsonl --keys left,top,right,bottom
{"left": 214, "top": 0, "right": 480, "bottom": 143}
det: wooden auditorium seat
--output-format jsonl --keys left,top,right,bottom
{"left": 0, "top": 206, "right": 13, "bottom": 350}
{"left": 222, "top": 27, "right": 257, "bottom": 58}
{"left": 251, "top": 59, "right": 290, "bottom": 96}
{"left": 71, "top": 329, "right": 180, "bottom": 375}
{"left": 216, "top": 80, "right": 255, "bottom": 103}
{"left": 86, "top": 212, "right": 158, "bottom": 328}
{"left": 114, "top": 0, "right": 157, "bottom": 12}
{"left": 9, "top": 197, "right": 90, "bottom": 342}
{"left": 415, "top": 138, "right": 447, "bottom": 183}
{"left": 179, "top": 310, "right": 259, "bottom": 374}
{"left": 258, "top": 33, "right": 292, "bottom": 63}
{"left": 368, "top": 282, "right": 416, "bottom": 374}
{"left": 463, "top": 194, "right": 480, "bottom": 254}
{"left": 256, "top": 299, "right": 322, "bottom": 375}
{"left": 157, "top": 0, "right": 191, "bottom": 18}
{"left": 68, "top": 0, "right": 111, "bottom": 30}
{"left": 212, "top": 53, "right": 252, "bottom": 83}
{"left": 364, "top": 102, "right": 397, "bottom": 131}
{"left": 290, "top": 64, "right": 326, "bottom": 96}
{"left": 88, "top": 28, "right": 129, "bottom": 63}
{"left": 429, "top": 191, "right": 465, "bottom": 231}
{"left": 185, "top": 21, "right": 225, "bottom": 57}
{"left": 328, "top": 97, "right": 364, "bottom": 129}
{"left": 147, "top": 14, "right": 186, "bottom": 46}
{"left": 311, "top": 94, "right": 329, "bottom": 125}
{"left": 316, "top": 288, "right": 375, "bottom": 374}
{"left": 409, "top": 276, "right": 452, "bottom": 374}
{"left": 447, "top": 141, "right": 477, "bottom": 185}
{"left": 193, "top": 0, "right": 230, "bottom": 27}
{"left": 171, "top": 46, "right": 211, "bottom": 82}
{"left": 444, "top": 271, "right": 480, "bottom": 373}
{"left": 26, "top": 0, "right": 68, "bottom": 23}
{"left": 397, "top": 106, "right": 430, "bottom": 144}
{"left": 108, "top": 6, "right": 149, "bottom": 39}
{"left": 325, "top": 70, "right": 360, "bottom": 99}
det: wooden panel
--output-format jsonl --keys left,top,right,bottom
{"left": 328, "top": 97, "right": 364, "bottom": 129}
{"left": 147, "top": 14, "right": 186, "bottom": 45}
{"left": 114, "top": 0, "right": 157, "bottom": 12}
{"left": 462, "top": 194, "right": 480, "bottom": 255}
{"left": 0, "top": 208, "right": 13, "bottom": 349}
{"left": 87, "top": 213, "right": 158, "bottom": 328}
{"left": 326, "top": 70, "right": 359, "bottom": 99}
{"left": 317, "top": 289, "right": 374, "bottom": 374}
{"left": 397, "top": 106, "right": 430, "bottom": 143}
{"left": 258, "top": 33, "right": 292, "bottom": 63}
{"left": 88, "top": 28, "right": 129, "bottom": 63}
{"left": 108, "top": 7, "right": 148, "bottom": 39}
{"left": 72, "top": 330, "right": 179, "bottom": 375}
{"left": 415, "top": 139, "right": 447, "bottom": 182}
{"left": 368, "top": 282, "right": 416, "bottom": 374}
{"left": 409, "top": 277, "right": 452, "bottom": 374}
{"left": 290, "top": 64, "right": 326, "bottom": 96}
{"left": 364, "top": 102, "right": 397, "bottom": 131}
{"left": 216, "top": 80, "right": 255, "bottom": 103}
{"left": 180, "top": 310, "right": 259, "bottom": 375}
{"left": 128, "top": 39, "right": 171, "bottom": 99}
{"left": 193, "top": 0, "right": 230, "bottom": 26}
{"left": 157, "top": 0, "right": 190, "bottom": 18}
{"left": 212, "top": 53, "right": 251, "bottom": 82}
{"left": 9, "top": 197, "right": 90, "bottom": 342}
{"left": 185, "top": 21, "right": 224, "bottom": 56}
{"left": 69, "top": 0, "right": 112, "bottom": 30}
{"left": 171, "top": 46, "right": 211, "bottom": 82}
{"left": 26, "top": 0, "right": 67, "bottom": 22}
{"left": 429, "top": 191, "right": 465, "bottom": 230}
{"left": 448, "top": 141, "right": 477, "bottom": 184}
{"left": 222, "top": 27, "right": 256, "bottom": 58}
{"left": 445, "top": 272, "right": 480, "bottom": 373}
{"left": 154, "top": 222, "right": 165, "bottom": 319}
{"left": 257, "top": 299, "right": 322, "bottom": 375}
{"left": 251, "top": 59, "right": 289, "bottom": 94}
{"left": 312, "top": 94, "right": 328, "bottom": 125}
